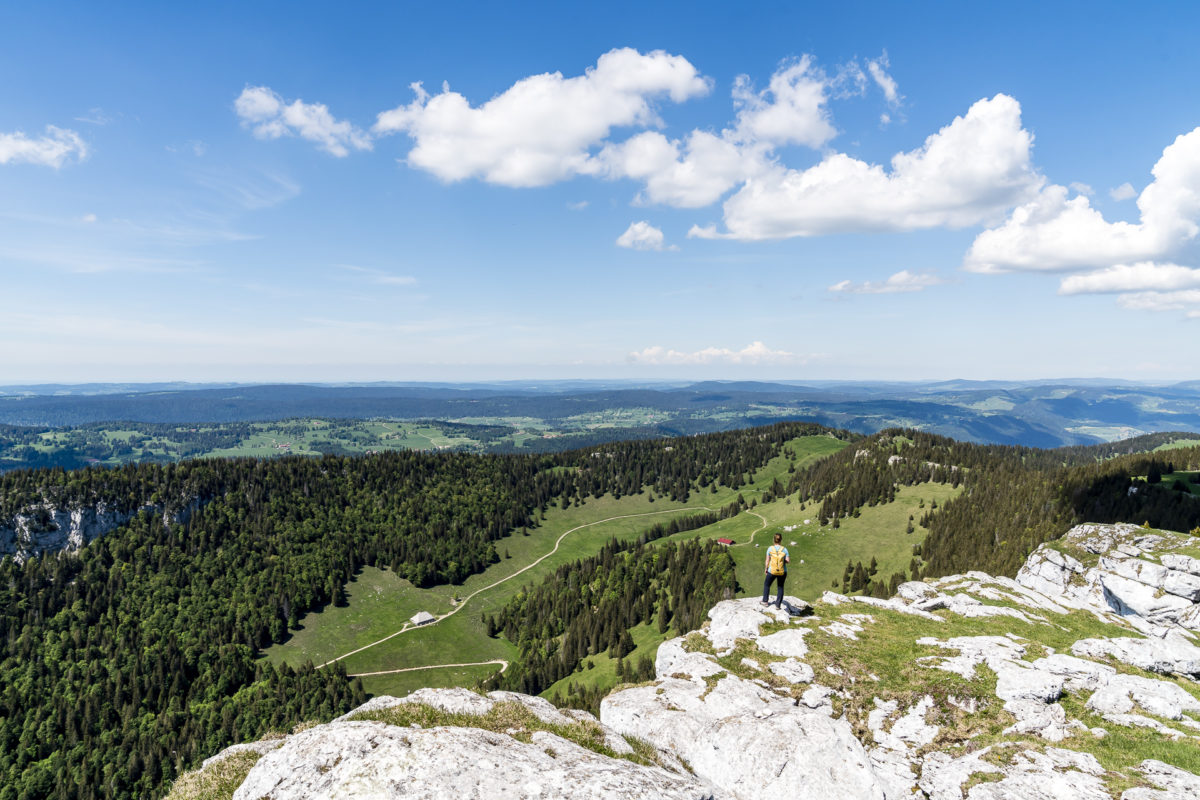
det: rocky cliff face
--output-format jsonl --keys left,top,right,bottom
{"left": 0, "top": 499, "right": 200, "bottom": 562}
{"left": 170, "top": 523, "right": 1200, "bottom": 800}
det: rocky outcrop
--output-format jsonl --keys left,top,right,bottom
{"left": 1016, "top": 522, "right": 1200, "bottom": 636}
{"left": 232, "top": 722, "right": 721, "bottom": 800}
{"left": 0, "top": 498, "right": 201, "bottom": 561}
{"left": 175, "top": 524, "right": 1200, "bottom": 799}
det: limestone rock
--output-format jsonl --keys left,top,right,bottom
{"left": 601, "top": 673, "right": 886, "bottom": 800}
{"left": 706, "top": 599, "right": 773, "bottom": 652}
{"left": 232, "top": 722, "right": 722, "bottom": 800}
{"left": 0, "top": 499, "right": 201, "bottom": 561}
{"left": 755, "top": 628, "right": 811, "bottom": 658}
{"left": 656, "top": 637, "right": 725, "bottom": 681}
{"left": 767, "top": 658, "right": 814, "bottom": 684}
{"left": 1085, "top": 673, "right": 1200, "bottom": 720}
{"left": 1123, "top": 759, "right": 1200, "bottom": 799}
{"left": 1029, "top": 654, "right": 1116, "bottom": 692}
{"left": 1160, "top": 554, "right": 1200, "bottom": 578}
{"left": 486, "top": 691, "right": 576, "bottom": 727}
{"left": 1072, "top": 636, "right": 1200, "bottom": 677}
{"left": 395, "top": 686, "right": 496, "bottom": 716}
{"left": 919, "top": 748, "right": 1001, "bottom": 800}
{"left": 967, "top": 748, "right": 1110, "bottom": 800}
{"left": 1016, "top": 547, "right": 1086, "bottom": 598}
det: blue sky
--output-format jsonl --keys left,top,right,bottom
{"left": 3, "top": 1, "right": 1199, "bottom": 383}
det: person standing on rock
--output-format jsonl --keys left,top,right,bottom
{"left": 761, "top": 532, "right": 790, "bottom": 609}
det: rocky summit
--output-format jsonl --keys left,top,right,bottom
{"left": 171, "top": 523, "right": 1200, "bottom": 800}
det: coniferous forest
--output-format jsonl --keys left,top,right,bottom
{"left": 0, "top": 421, "right": 1197, "bottom": 799}
{"left": 483, "top": 525, "right": 735, "bottom": 704}
{"left": 0, "top": 422, "right": 829, "bottom": 800}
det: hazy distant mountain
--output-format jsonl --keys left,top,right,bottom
{"left": 1, "top": 380, "right": 1199, "bottom": 448}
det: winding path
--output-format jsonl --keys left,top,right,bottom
{"left": 318, "top": 506, "right": 704, "bottom": 670}
{"left": 733, "top": 509, "right": 769, "bottom": 546}
{"left": 348, "top": 659, "right": 509, "bottom": 678}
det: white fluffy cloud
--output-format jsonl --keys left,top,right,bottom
{"left": 829, "top": 270, "right": 943, "bottom": 294}
{"left": 373, "top": 48, "right": 710, "bottom": 187}
{"left": 235, "top": 86, "right": 372, "bottom": 157}
{"left": 628, "top": 341, "right": 796, "bottom": 365}
{"left": 598, "top": 129, "right": 766, "bottom": 207}
{"left": 692, "top": 94, "right": 1040, "bottom": 239}
{"left": 598, "top": 55, "right": 888, "bottom": 208}
{"left": 1058, "top": 262, "right": 1200, "bottom": 295}
{"left": 965, "top": 127, "right": 1200, "bottom": 273}
{"left": 616, "top": 221, "right": 672, "bottom": 251}
{"left": 729, "top": 56, "right": 838, "bottom": 148}
{"left": 0, "top": 125, "right": 88, "bottom": 167}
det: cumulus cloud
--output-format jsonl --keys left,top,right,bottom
{"left": 1070, "top": 181, "right": 1093, "bottom": 196}
{"left": 599, "top": 129, "right": 766, "bottom": 207}
{"left": 729, "top": 56, "right": 838, "bottom": 148}
{"left": 0, "top": 125, "right": 88, "bottom": 167}
{"left": 597, "top": 55, "right": 880, "bottom": 208}
{"left": 373, "top": 48, "right": 710, "bottom": 187}
{"left": 1109, "top": 182, "right": 1137, "bottom": 201}
{"left": 628, "top": 341, "right": 796, "bottom": 365}
{"left": 1058, "top": 262, "right": 1200, "bottom": 295}
{"left": 692, "top": 94, "right": 1040, "bottom": 240}
{"left": 828, "top": 270, "right": 944, "bottom": 294}
{"left": 235, "top": 86, "right": 372, "bottom": 157}
{"left": 965, "top": 127, "right": 1200, "bottom": 273}
{"left": 616, "top": 221, "right": 673, "bottom": 250}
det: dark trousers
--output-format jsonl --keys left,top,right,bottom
{"left": 762, "top": 572, "right": 785, "bottom": 607}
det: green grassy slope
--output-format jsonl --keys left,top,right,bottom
{"left": 266, "top": 433, "right": 965, "bottom": 701}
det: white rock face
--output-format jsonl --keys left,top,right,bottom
{"left": 705, "top": 599, "right": 773, "bottom": 653}
{"left": 232, "top": 722, "right": 722, "bottom": 800}
{"left": 1086, "top": 673, "right": 1200, "bottom": 720}
{"left": 768, "top": 658, "right": 814, "bottom": 684}
{"left": 969, "top": 747, "right": 1110, "bottom": 800}
{"left": 1017, "top": 523, "right": 1200, "bottom": 632}
{"left": 755, "top": 628, "right": 811, "bottom": 658}
{"left": 0, "top": 498, "right": 202, "bottom": 561}
{"left": 1072, "top": 636, "right": 1200, "bottom": 677}
{"left": 1124, "top": 759, "right": 1200, "bottom": 799}
{"left": 602, "top": 676, "right": 885, "bottom": 800}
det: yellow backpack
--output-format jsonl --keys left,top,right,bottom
{"left": 768, "top": 545, "right": 787, "bottom": 576}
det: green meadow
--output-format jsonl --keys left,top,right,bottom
{"left": 263, "top": 433, "right": 965, "bottom": 702}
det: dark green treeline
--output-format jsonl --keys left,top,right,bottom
{"left": 484, "top": 533, "right": 737, "bottom": 708}
{"left": 0, "top": 422, "right": 829, "bottom": 800}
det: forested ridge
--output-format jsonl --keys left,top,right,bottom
{"left": 0, "top": 421, "right": 1196, "bottom": 799}
{"left": 0, "top": 422, "right": 826, "bottom": 800}
{"left": 778, "top": 429, "right": 1200, "bottom": 577}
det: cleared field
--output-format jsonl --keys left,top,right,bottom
{"left": 1153, "top": 438, "right": 1200, "bottom": 452}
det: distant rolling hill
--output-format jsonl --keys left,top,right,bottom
{"left": 0, "top": 380, "right": 1198, "bottom": 451}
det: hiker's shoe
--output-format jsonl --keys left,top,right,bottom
{"left": 759, "top": 601, "right": 770, "bottom": 606}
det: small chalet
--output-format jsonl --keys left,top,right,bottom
{"left": 716, "top": 538, "right": 734, "bottom": 546}
{"left": 410, "top": 611, "right": 436, "bottom": 626}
